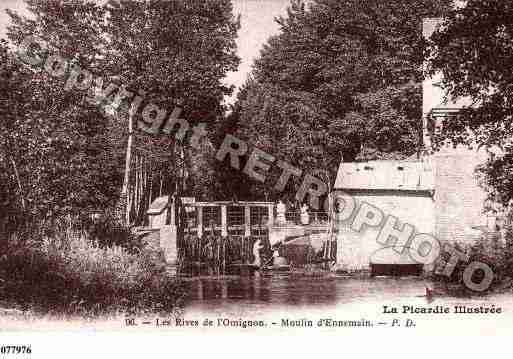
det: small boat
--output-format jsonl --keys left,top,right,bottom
{"left": 261, "top": 264, "right": 292, "bottom": 272}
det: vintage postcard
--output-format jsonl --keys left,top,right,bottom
{"left": 0, "top": 0, "right": 512, "bottom": 357}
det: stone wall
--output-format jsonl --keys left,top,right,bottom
{"left": 433, "top": 147, "right": 489, "bottom": 243}
{"left": 160, "top": 225, "right": 178, "bottom": 265}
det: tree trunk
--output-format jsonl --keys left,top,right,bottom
{"left": 122, "top": 111, "right": 134, "bottom": 225}
{"left": 148, "top": 164, "right": 154, "bottom": 208}
{"left": 9, "top": 155, "right": 26, "bottom": 211}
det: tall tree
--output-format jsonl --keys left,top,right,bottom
{"left": 428, "top": 0, "right": 513, "bottom": 205}
{"left": 4, "top": 0, "right": 240, "bottom": 225}
{"left": 225, "top": 0, "right": 448, "bottom": 202}
{"left": 0, "top": 39, "right": 32, "bottom": 231}
{"left": 4, "top": 1, "right": 121, "bottom": 222}
{"left": 103, "top": 0, "right": 240, "bottom": 222}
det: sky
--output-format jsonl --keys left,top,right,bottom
{"left": 0, "top": 0, "right": 27, "bottom": 38}
{"left": 227, "top": 0, "right": 290, "bottom": 100}
{"left": 0, "top": 0, "right": 291, "bottom": 102}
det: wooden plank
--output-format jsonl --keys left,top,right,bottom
{"left": 221, "top": 205, "right": 228, "bottom": 237}
{"left": 244, "top": 206, "right": 251, "bottom": 237}
{"left": 185, "top": 201, "right": 274, "bottom": 207}
{"left": 197, "top": 207, "right": 203, "bottom": 237}
{"left": 267, "top": 204, "right": 274, "bottom": 227}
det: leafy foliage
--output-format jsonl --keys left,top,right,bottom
{"left": 429, "top": 0, "right": 513, "bottom": 205}
{"left": 1, "top": 0, "right": 240, "bottom": 230}
{"left": 223, "top": 0, "right": 448, "bottom": 201}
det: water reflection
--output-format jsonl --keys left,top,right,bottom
{"left": 175, "top": 273, "right": 513, "bottom": 335}
{"left": 185, "top": 273, "right": 429, "bottom": 310}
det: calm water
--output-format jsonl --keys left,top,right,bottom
{"left": 3, "top": 272, "right": 512, "bottom": 332}
{"left": 185, "top": 273, "right": 433, "bottom": 314}
{"left": 183, "top": 272, "right": 513, "bottom": 320}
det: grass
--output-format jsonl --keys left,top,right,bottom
{"left": 0, "top": 230, "right": 187, "bottom": 318}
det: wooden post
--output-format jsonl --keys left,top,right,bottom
{"left": 197, "top": 206, "right": 203, "bottom": 238}
{"left": 221, "top": 205, "right": 228, "bottom": 237}
{"left": 170, "top": 201, "right": 175, "bottom": 227}
{"left": 267, "top": 204, "right": 274, "bottom": 228}
{"left": 244, "top": 205, "right": 251, "bottom": 237}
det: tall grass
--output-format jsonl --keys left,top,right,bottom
{"left": 0, "top": 230, "right": 186, "bottom": 317}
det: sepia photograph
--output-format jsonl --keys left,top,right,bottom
{"left": 0, "top": 0, "right": 512, "bottom": 356}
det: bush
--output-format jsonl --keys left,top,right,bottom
{"left": 0, "top": 231, "right": 186, "bottom": 317}
{"left": 84, "top": 214, "right": 144, "bottom": 254}
{"left": 432, "top": 231, "right": 511, "bottom": 295}
{"left": 498, "top": 211, "right": 513, "bottom": 279}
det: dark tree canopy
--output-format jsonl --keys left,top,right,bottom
{"left": 1, "top": 0, "right": 240, "bottom": 223}
{"left": 429, "top": 0, "right": 513, "bottom": 205}
{"left": 223, "top": 0, "right": 448, "bottom": 202}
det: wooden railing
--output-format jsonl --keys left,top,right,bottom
{"left": 181, "top": 201, "right": 274, "bottom": 238}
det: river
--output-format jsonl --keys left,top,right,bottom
{"left": 182, "top": 272, "right": 513, "bottom": 335}
{"left": 185, "top": 273, "right": 431, "bottom": 312}
{"left": 2, "top": 272, "right": 512, "bottom": 333}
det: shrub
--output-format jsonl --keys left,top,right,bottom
{"left": 498, "top": 211, "right": 513, "bottom": 279}
{"left": 0, "top": 231, "right": 186, "bottom": 317}
{"left": 432, "top": 231, "right": 510, "bottom": 295}
{"left": 84, "top": 214, "right": 144, "bottom": 254}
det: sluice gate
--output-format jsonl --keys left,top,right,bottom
{"left": 141, "top": 198, "right": 337, "bottom": 276}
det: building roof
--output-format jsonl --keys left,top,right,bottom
{"left": 334, "top": 160, "right": 434, "bottom": 192}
